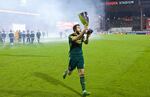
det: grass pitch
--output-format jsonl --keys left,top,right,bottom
{"left": 0, "top": 35, "right": 150, "bottom": 97}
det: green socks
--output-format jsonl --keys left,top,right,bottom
{"left": 80, "top": 76, "right": 86, "bottom": 91}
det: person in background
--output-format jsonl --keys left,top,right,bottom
{"left": 26, "top": 30, "right": 30, "bottom": 43}
{"left": 30, "top": 31, "right": 35, "bottom": 44}
{"left": 22, "top": 30, "right": 26, "bottom": 44}
{"left": 36, "top": 30, "right": 41, "bottom": 43}
{"left": 0, "top": 31, "right": 2, "bottom": 43}
{"left": 1, "top": 29, "right": 6, "bottom": 45}
{"left": 9, "top": 30, "right": 15, "bottom": 46}
{"left": 18, "top": 30, "right": 22, "bottom": 42}
{"left": 15, "top": 30, "right": 19, "bottom": 43}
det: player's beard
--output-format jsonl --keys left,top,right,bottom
{"left": 76, "top": 30, "right": 81, "bottom": 35}
{"left": 76, "top": 31, "right": 80, "bottom": 35}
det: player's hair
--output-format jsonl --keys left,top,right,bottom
{"left": 73, "top": 24, "right": 80, "bottom": 32}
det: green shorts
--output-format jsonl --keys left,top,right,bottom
{"left": 68, "top": 56, "right": 84, "bottom": 71}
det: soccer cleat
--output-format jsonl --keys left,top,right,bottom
{"left": 82, "top": 90, "right": 91, "bottom": 97}
{"left": 63, "top": 70, "right": 68, "bottom": 79}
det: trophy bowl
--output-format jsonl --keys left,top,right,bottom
{"left": 79, "top": 11, "right": 89, "bottom": 26}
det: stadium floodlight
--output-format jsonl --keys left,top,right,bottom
{"left": 0, "top": 9, "right": 40, "bottom": 16}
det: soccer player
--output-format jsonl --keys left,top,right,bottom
{"left": 30, "top": 31, "right": 35, "bottom": 44}
{"left": 9, "top": 30, "right": 14, "bottom": 46}
{"left": 26, "top": 30, "right": 30, "bottom": 43}
{"left": 36, "top": 30, "right": 41, "bottom": 43}
{"left": 0, "top": 31, "right": 2, "bottom": 43}
{"left": 18, "top": 30, "right": 22, "bottom": 42}
{"left": 1, "top": 30, "right": 6, "bottom": 45}
{"left": 22, "top": 30, "right": 26, "bottom": 44}
{"left": 63, "top": 24, "right": 91, "bottom": 97}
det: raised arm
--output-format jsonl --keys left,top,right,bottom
{"left": 71, "top": 26, "right": 88, "bottom": 41}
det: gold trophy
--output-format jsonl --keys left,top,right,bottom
{"left": 79, "top": 12, "right": 93, "bottom": 34}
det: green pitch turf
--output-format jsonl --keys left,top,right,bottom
{"left": 0, "top": 35, "right": 150, "bottom": 97}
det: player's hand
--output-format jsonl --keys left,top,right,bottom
{"left": 87, "top": 32, "right": 91, "bottom": 37}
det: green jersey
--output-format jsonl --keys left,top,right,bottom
{"left": 69, "top": 33, "right": 84, "bottom": 57}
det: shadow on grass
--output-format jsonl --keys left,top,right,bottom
{"left": 33, "top": 72, "right": 82, "bottom": 97}
{"left": 0, "top": 72, "right": 81, "bottom": 97}
{"left": 0, "top": 89, "right": 74, "bottom": 97}
{"left": 0, "top": 54, "right": 50, "bottom": 58}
